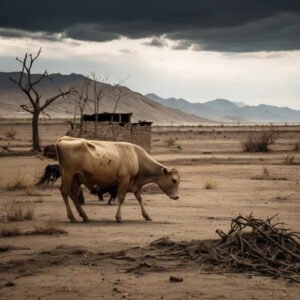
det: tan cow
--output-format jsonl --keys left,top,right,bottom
{"left": 56, "top": 136, "right": 180, "bottom": 223}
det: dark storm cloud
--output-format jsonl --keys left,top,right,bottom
{"left": 0, "top": 0, "right": 300, "bottom": 52}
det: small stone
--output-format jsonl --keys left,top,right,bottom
{"left": 113, "top": 287, "right": 121, "bottom": 293}
{"left": 169, "top": 276, "right": 183, "bottom": 283}
{"left": 4, "top": 281, "right": 15, "bottom": 287}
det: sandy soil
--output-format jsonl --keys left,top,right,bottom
{"left": 0, "top": 123, "right": 300, "bottom": 299}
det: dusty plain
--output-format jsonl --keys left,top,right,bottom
{"left": 0, "top": 121, "right": 299, "bottom": 300}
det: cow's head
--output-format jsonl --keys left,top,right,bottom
{"left": 157, "top": 167, "right": 180, "bottom": 200}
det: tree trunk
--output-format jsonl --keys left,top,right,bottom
{"left": 32, "top": 111, "right": 41, "bottom": 152}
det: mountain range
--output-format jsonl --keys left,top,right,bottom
{"left": 0, "top": 72, "right": 209, "bottom": 124}
{"left": 146, "top": 94, "right": 300, "bottom": 123}
{"left": 0, "top": 71, "right": 298, "bottom": 123}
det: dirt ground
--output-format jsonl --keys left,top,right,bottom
{"left": 0, "top": 122, "right": 299, "bottom": 299}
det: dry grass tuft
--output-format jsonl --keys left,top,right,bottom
{"left": 282, "top": 154, "right": 296, "bottom": 165}
{"left": 294, "top": 142, "right": 300, "bottom": 151}
{"left": 33, "top": 222, "right": 67, "bottom": 235}
{"left": 0, "top": 204, "right": 34, "bottom": 222}
{"left": 242, "top": 130, "right": 279, "bottom": 152}
{"left": 164, "top": 137, "right": 176, "bottom": 147}
{"left": 0, "top": 221, "right": 67, "bottom": 238}
{"left": 262, "top": 167, "right": 270, "bottom": 177}
{"left": 5, "top": 128, "right": 17, "bottom": 139}
{"left": 203, "top": 179, "right": 219, "bottom": 189}
{"left": 5, "top": 174, "right": 32, "bottom": 191}
{"left": 251, "top": 167, "right": 287, "bottom": 181}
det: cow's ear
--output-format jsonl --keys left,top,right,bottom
{"left": 161, "top": 166, "right": 169, "bottom": 175}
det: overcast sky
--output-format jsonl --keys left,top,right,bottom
{"left": 0, "top": 0, "right": 299, "bottom": 109}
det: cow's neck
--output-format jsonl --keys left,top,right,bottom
{"left": 137, "top": 156, "right": 163, "bottom": 186}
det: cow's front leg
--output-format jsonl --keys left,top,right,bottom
{"left": 115, "top": 177, "right": 129, "bottom": 223}
{"left": 135, "top": 189, "right": 152, "bottom": 221}
{"left": 116, "top": 192, "right": 126, "bottom": 223}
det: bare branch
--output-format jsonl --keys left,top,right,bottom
{"left": 31, "top": 70, "right": 48, "bottom": 88}
{"left": 20, "top": 104, "right": 34, "bottom": 114}
{"left": 41, "top": 110, "right": 51, "bottom": 120}
{"left": 40, "top": 87, "right": 78, "bottom": 111}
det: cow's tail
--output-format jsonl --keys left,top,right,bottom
{"left": 35, "top": 166, "right": 51, "bottom": 187}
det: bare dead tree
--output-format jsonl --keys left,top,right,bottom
{"left": 109, "top": 81, "right": 130, "bottom": 139}
{"left": 89, "top": 72, "right": 114, "bottom": 137}
{"left": 76, "top": 78, "right": 92, "bottom": 136}
{"left": 10, "top": 48, "right": 77, "bottom": 152}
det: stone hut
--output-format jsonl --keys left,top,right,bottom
{"left": 71, "top": 112, "right": 152, "bottom": 151}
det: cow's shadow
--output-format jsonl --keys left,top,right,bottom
{"left": 60, "top": 219, "right": 174, "bottom": 227}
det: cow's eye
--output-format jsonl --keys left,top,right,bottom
{"left": 172, "top": 179, "right": 177, "bottom": 184}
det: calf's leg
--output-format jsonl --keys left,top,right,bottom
{"left": 97, "top": 191, "right": 104, "bottom": 201}
{"left": 107, "top": 195, "right": 114, "bottom": 205}
{"left": 135, "top": 189, "right": 152, "bottom": 221}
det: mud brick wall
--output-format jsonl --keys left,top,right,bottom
{"left": 131, "top": 125, "right": 151, "bottom": 151}
{"left": 79, "top": 121, "right": 151, "bottom": 151}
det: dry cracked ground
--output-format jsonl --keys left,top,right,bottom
{"left": 0, "top": 122, "right": 299, "bottom": 299}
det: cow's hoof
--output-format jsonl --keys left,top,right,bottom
{"left": 116, "top": 217, "right": 122, "bottom": 223}
{"left": 83, "top": 218, "right": 90, "bottom": 223}
{"left": 69, "top": 218, "right": 78, "bottom": 223}
{"left": 145, "top": 217, "right": 152, "bottom": 221}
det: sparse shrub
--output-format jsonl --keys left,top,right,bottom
{"left": 0, "top": 204, "right": 34, "bottom": 222}
{"left": 43, "top": 144, "right": 57, "bottom": 159}
{"left": 203, "top": 179, "right": 218, "bottom": 189}
{"left": 282, "top": 154, "right": 295, "bottom": 165}
{"left": 294, "top": 142, "right": 300, "bottom": 151}
{"left": 5, "top": 128, "right": 17, "bottom": 139}
{"left": 242, "top": 130, "right": 279, "bottom": 152}
{"left": 164, "top": 137, "right": 176, "bottom": 147}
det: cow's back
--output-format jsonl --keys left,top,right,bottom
{"left": 56, "top": 137, "right": 140, "bottom": 187}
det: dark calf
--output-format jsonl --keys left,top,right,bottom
{"left": 79, "top": 185, "right": 118, "bottom": 205}
{"left": 90, "top": 185, "right": 118, "bottom": 205}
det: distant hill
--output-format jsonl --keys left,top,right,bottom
{"left": 146, "top": 93, "right": 300, "bottom": 123}
{"left": 145, "top": 93, "right": 220, "bottom": 121}
{"left": 0, "top": 72, "right": 211, "bottom": 124}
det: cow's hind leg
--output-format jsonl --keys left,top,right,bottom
{"left": 70, "top": 176, "right": 89, "bottom": 222}
{"left": 60, "top": 179, "right": 77, "bottom": 223}
{"left": 134, "top": 189, "right": 152, "bottom": 221}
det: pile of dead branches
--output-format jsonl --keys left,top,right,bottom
{"left": 151, "top": 214, "right": 300, "bottom": 282}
